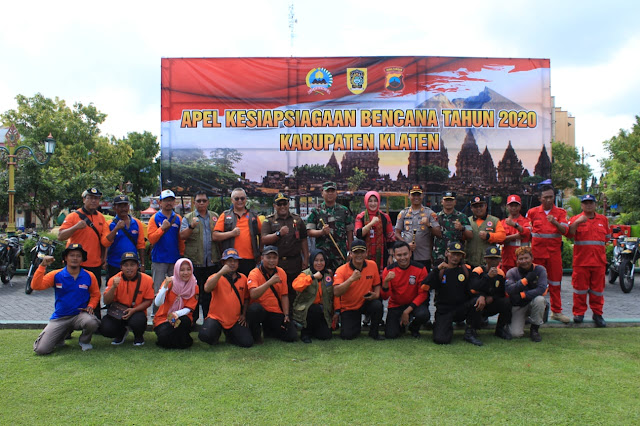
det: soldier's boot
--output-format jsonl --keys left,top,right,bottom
{"left": 463, "top": 327, "right": 483, "bottom": 346}
{"left": 530, "top": 324, "right": 542, "bottom": 342}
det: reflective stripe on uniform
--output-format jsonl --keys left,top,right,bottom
{"left": 532, "top": 233, "right": 562, "bottom": 238}
{"left": 559, "top": 223, "right": 568, "bottom": 229}
{"left": 573, "top": 289, "right": 588, "bottom": 295}
{"left": 588, "top": 289, "right": 604, "bottom": 297}
{"left": 574, "top": 241, "right": 606, "bottom": 246}
{"left": 505, "top": 242, "right": 531, "bottom": 247}
{"left": 548, "top": 280, "right": 561, "bottom": 286}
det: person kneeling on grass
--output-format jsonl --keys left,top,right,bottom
{"left": 423, "top": 242, "right": 484, "bottom": 346}
{"left": 505, "top": 246, "right": 548, "bottom": 342}
{"left": 333, "top": 239, "right": 384, "bottom": 340}
{"left": 246, "top": 245, "right": 297, "bottom": 343}
{"left": 32, "top": 244, "right": 100, "bottom": 354}
{"left": 198, "top": 248, "right": 253, "bottom": 348}
{"left": 100, "top": 252, "right": 154, "bottom": 346}
{"left": 154, "top": 258, "right": 199, "bottom": 349}
{"left": 291, "top": 249, "right": 335, "bottom": 343}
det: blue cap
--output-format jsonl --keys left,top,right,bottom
{"left": 581, "top": 194, "right": 596, "bottom": 202}
{"left": 221, "top": 248, "right": 241, "bottom": 260}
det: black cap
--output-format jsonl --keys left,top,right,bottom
{"left": 409, "top": 184, "right": 423, "bottom": 194}
{"left": 274, "top": 193, "right": 288, "bottom": 203}
{"left": 351, "top": 239, "right": 367, "bottom": 252}
{"left": 262, "top": 245, "right": 279, "bottom": 255}
{"left": 484, "top": 246, "right": 501, "bottom": 258}
{"left": 442, "top": 191, "right": 456, "bottom": 200}
{"left": 446, "top": 241, "right": 465, "bottom": 254}
{"left": 471, "top": 195, "right": 487, "bottom": 205}
{"left": 120, "top": 252, "right": 139, "bottom": 265}
{"left": 113, "top": 195, "right": 130, "bottom": 204}
{"left": 62, "top": 243, "right": 88, "bottom": 262}
{"left": 82, "top": 187, "right": 102, "bottom": 197}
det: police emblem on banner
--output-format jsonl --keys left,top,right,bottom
{"left": 409, "top": 275, "right": 416, "bottom": 285}
{"left": 385, "top": 66, "right": 404, "bottom": 91}
{"left": 306, "top": 68, "right": 333, "bottom": 95}
{"left": 347, "top": 68, "right": 367, "bottom": 94}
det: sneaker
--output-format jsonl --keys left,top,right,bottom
{"left": 592, "top": 314, "right": 607, "bottom": 328}
{"left": 111, "top": 329, "right": 129, "bottom": 346}
{"left": 78, "top": 342, "right": 93, "bottom": 351}
{"left": 550, "top": 312, "right": 571, "bottom": 324}
{"left": 573, "top": 315, "right": 584, "bottom": 324}
{"left": 133, "top": 337, "right": 145, "bottom": 346}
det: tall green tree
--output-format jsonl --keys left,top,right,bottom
{"left": 602, "top": 115, "right": 640, "bottom": 223}
{"left": 417, "top": 164, "right": 450, "bottom": 182}
{"left": 165, "top": 148, "right": 242, "bottom": 194}
{"left": 347, "top": 167, "right": 367, "bottom": 192}
{"left": 1, "top": 93, "right": 130, "bottom": 228}
{"left": 115, "top": 131, "right": 160, "bottom": 213}
{"left": 551, "top": 141, "right": 591, "bottom": 192}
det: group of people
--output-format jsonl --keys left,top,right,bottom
{"left": 31, "top": 182, "right": 612, "bottom": 354}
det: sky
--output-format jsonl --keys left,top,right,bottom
{"left": 1, "top": 0, "right": 638, "bottom": 176}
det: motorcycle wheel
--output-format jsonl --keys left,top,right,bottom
{"left": 619, "top": 259, "right": 635, "bottom": 293}
{"left": 2, "top": 262, "right": 15, "bottom": 283}
{"left": 608, "top": 264, "right": 619, "bottom": 283}
{"left": 25, "top": 276, "right": 33, "bottom": 294}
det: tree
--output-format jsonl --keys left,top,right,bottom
{"left": 417, "top": 164, "right": 450, "bottom": 182}
{"left": 1, "top": 94, "right": 131, "bottom": 228}
{"left": 347, "top": 167, "right": 367, "bottom": 192}
{"left": 293, "top": 164, "right": 335, "bottom": 180}
{"left": 551, "top": 141, "right": 591, "bottom": 192}
{"left": 602, "top": 115, "right": 640, "bottom": 223}
{"left": 165, "top": 148, "right": 242, "bottom": 194}
{"left": 115, "top": 131, "right": 160, "bottom": 213}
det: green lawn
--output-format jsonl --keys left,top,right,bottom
{"left": 1, "top": 328, "right": 639, "bottom": 425}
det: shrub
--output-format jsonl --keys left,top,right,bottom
{"left": 22, "top": 232, "right": 65, "bottom": 270}
{"left": 562, "top": 236, "right": 573, "bottom": 269}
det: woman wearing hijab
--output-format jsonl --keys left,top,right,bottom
{"left": 292, "top": 249, "right": 335, "bottom": 343}
{"left": 355, "top": 191, "right": 396, "bottom": 274}
{"left": 153, "top": 258, "right": 199, "bottom": 349}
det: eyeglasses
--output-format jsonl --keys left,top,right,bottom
{"left": 234, "top": 197, "right": 246, "bottom": 201}
{"left": 195, "top": 199, "right": 208, "bottom": 203}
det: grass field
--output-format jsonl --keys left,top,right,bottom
{"left": 1, "top": 328, "right": 639, "bottom": 425}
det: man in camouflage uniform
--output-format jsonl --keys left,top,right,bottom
{"left": 306, "top": 182, "right": 354, "bottom": 271}
{"left": 432, "top": 191, "right": 473, "bottom": 266}
{"left": 262, "top": 192, "right": 309, "bottom": 315}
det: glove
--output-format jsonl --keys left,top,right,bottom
{"left": 509, "top": 291, "right": 523, "bottom": 306}
{"left": 525, "top": 271, "right": 538, "bottom": 288}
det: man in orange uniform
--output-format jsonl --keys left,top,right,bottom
{"left": 333, "top": 239, "right": 384, "bottom": 340}
{"left": 58, "top": 187, "right": 110, "bottom": 318}
{"left": 567, "top": 194, "right": 611, "bottom": 327}
{"left": 525, "top": 184, "right": 570, "bottom": 323}
{"left": 246, "top": 246, "right": 297, "bottom": 342}
{"left": 499, "top": 194, "right": 531, "bottom": 273}
{"left": 199, "top": 248, "right": 253, "bottom": 347}
{"left": 213, "top": 188, "right": 262, "bottom": 277}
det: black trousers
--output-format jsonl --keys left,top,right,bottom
{"left": 340, "top": 299, "right": 383, "bottom": 340}
{"left": 154, "top": 316, "right": 193, "bottom": 349}
{"left": 246, "top": 304, "right": 297, "bottom": 342}
{"left": 84, "top": 265, "right": 103, "bottom": 319}
{"left": 198, "top": 317, "right": 253, "bottom": 348}
{"left": 483, "top": 297, "right": 513, "bottom": 329}
{"left": 413, "top": 259, "right": 432, "bottom": 272}
{"left": 385, "top": 303, "right": 429, "bottom": 339}
{"left": 280, "top": 256, "right": 303, "bottom": 316}
{"left": 193, "top": 264, "right": 220, "bottom": 325}
{"left": 433, "top": 299, "right": 482, "bottom": 344}
{"left": 238, "top": 259, "right": 257, "bottom": 278}
{"left": 99, "top": 311, "right": 147, "bottom": 339}
{"left": 301, "top": 304, "right": 332, "bottom": 340}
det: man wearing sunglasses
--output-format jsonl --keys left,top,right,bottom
{"left": 261, "top": 192, "right": 309, "bottom": 315}
{"left": 180, "top": 190, "right": 221, "bottom": 327}
{"left": 213, "top": 188, "right": 262, "bottom": 276}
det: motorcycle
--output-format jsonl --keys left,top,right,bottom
{"left": 609, "top": 227, "right": 639, "bottom": 293}
{"left": 25, "top": 234, "right": 57, "bottom": 294}
{"left": 0, "top": 234, "right": 26, "bottom": 284}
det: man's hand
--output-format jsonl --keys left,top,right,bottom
{"left": 190, "top": 217, "right": 199, "bottom": 228}
{"left": 479, "top": 231, "right": 488, "bottom": 240}
{"left": 231, "top": 227, "right": 241, "bottom": 237}
{"left": 349, "top": 269, "right": 361, "bottom": 282}
{"left": 237, "top": 314, "right": 247, "bottom": 327}
{"left": 76, "top": 220, "right": 88, "bottom": 230}
{"left": 321, "top": 224, "right": 331, "bottom": 236}
{"left": 42, "top": 255, "right": 55, "bottom": 267}
{"left": 122, "top": 308, "right": 134, "bottom": 320}
{"left": 219, "top": 264, "right": 232, "bottom": 276}
{"left": 363, "top": 291, "right": 377, "bottom": 301}
{"left": 400, "top": 310, "right": 411, "bottom": 326}
{"left": 419, "top": 217, "right": 429, "bottom": 226}
{"left": 161, "top": 219, "right": 171, "bottom": 231}
{"left": 384, "top": 271, "right": 396, "bottom": 283}
{"left": 454, "top": 220, "right": 463, "bottom": 231}
{"left": 408, "top": 242, "right": 417, "bottom": 252}
{"left": 80, "top": 306, "right": 94, "bottom": 315}
{"left": 313, "top": 271, "right": 323, "bottom": 280}
{"left": 475, "top": 295, "right": 486, "bottom": 311}
{"left": 113, "top": 276, "right": 121, "bottom": 288}
{"left": 575, "top": 215, "right": 589, "bottom": 225}
{"left": 279, "top": 225, "right": 289, "bottom": 236}
{"left": 547, "top": 215, "right": 558, "bottom": 225}
{"left": 505, "top": 217, "right": 516, "bottom": 227}
{"left": 268, "top": 274, "right": 281, "bottom": 286}
{"left": 438, "top": 261, "right": 449, "bottom": 270}
{"left": 114, "top": 220, "right": 126, "bottom": 231}
{"left": 282, "top": 314, "right": 290, "bottom": 324}
{"left": 488, "top": 267, "right": 498, "bottom": 278}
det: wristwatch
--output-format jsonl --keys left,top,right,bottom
{"left": 275, "top": 231, "right": 281, "bottom": 238}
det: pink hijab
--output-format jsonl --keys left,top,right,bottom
{"left": 364, "top": 191, "right": 381, "bottom": 215}
{"left": 170, "top": 258, "right": 197, "bottom": 312}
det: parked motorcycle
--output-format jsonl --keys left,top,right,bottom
{"left": 0, "top": 234, "right": 26, "bottom": 284}
{"left": 25, "top": 234, "right": 57, "bottom": 294}
{"left": 609, "top": 227, "right": 639, "bottom": 293}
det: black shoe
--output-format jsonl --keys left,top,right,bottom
{"left": 424, "top": 321, "right": 433, "bottom": 331}
{"left": 463, "top": 328, "right": 483, "bottom": 346}
{"left": 592, "top": 314, "right": 607, "bottom": 328}
{"left": 455, "top": 321, "right": 466, "bottom": 328}
{"left": 301, "top": 335, "right": 312, "bottom": 344}
{"left": 573, "top": 315, "right": 584, "bottom": 324}
{"left": 370, "top": 333, "right": 385, "bottom": 341}
{"left": 530, "top": 325, "right": 542, "bottom": 342}
{"left": 494, "top": 327, "right": 512, "bottom": 341}
{"left": 410, "top": 329, "right": 420, "bottom": 338}
{"left": 481, "top": 318, "right": 489, "bottom": 328}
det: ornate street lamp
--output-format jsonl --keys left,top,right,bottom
{"left": 0, "top": 124, "right": 56, "bottom": 233}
